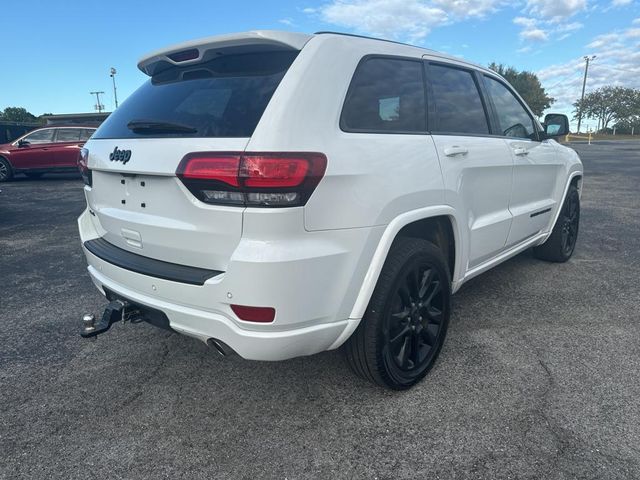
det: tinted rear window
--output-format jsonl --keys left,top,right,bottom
{"left": 56, "top": 128, "right": 83, "bottom": 142}
{"left": 93, "top": 51, "right": 298, "bottom": 139}
{"left": 429, "top": 64, "right": 489, "bottom": 135}
{"left": 341, "top": 57, "right": 426, "bottom": 133}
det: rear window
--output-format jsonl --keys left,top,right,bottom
{"left": 341, "top": 57, "right": 426, "bottom": 133}
{"left": 93, "top": 51, "right": 298, "bottom": 139}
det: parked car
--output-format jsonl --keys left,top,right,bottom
{"left": 77, "top": 31, "right": 582, "bottom": 389}
{"left": 0, "top": 122, "right": 40, "bottom": 144}
{"left": 0, "top": 126, "right": 95, "bottom": 181}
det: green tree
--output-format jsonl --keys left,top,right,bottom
{"left": 0, "top": 107, "right": 38, "bottom": 123}
{"left": 612, "top": 90, "right": 640, "bottom": 133}
{"left": 38, "top": 113, "right": 53, "bottom": 125}
{"left": 573, "top": 86, "right": 639, "bottom": 132}
{"left": 488, "top": 63, "right": 555, "bottom": 117}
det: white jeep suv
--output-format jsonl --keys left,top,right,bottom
{"left": 78, "top": 31, "right": 583, "bottom": 389}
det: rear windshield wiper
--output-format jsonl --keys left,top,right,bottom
{"left": 127, "top": 120, "right": 198, "bottom": 134}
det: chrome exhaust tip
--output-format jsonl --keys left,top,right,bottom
{"left": 206, "top": 338, "right": 235, "bottom": 357}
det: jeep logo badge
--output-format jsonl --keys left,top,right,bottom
{"left": 109, "top": 147, "right": 131, "bottom": 164}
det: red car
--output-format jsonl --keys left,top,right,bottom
{"left": 0, "top": 126, "right": 95, "bottom": 181}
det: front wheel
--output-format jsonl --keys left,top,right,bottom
{"left": 534, "top": 184, "right": 580, "bottom": 262}
{"left": 0, "top": 157, "right": 13, "bottom": 182}
{"left": 344, "top": 238, "right": 451, "bottom": 390}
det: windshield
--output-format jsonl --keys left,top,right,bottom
{"left": 93, "top": 50, "right": 298, "bottom": 139}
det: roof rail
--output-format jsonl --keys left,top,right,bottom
{"left": 313, "top": 31, "right": 424, "bottom": 50}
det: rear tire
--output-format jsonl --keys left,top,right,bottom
{"left": 533, "top": 184, "right": 580, "bottom": 262}
{"left": 344, "top": 238, "right": 451, "bottom": 390}
{"left": 25, "top": 172, "right": 44, "bottom": 179}
{"left": 0, "top": 157, "right": 13, "bottom": 182}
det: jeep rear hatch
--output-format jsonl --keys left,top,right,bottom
{"left": 85, "top": 38, "right": 304, "bottom": 273}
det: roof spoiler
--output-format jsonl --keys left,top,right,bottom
{"left": 137, "top": 30, "right": 313, "bottom": 76}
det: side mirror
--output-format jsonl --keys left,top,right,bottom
{"left": 543, "top": 113, "right": 569, "bottom": 137}
{"left": 17, "top": 139, "right": 31, "bottom": 147}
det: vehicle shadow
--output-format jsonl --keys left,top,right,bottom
{"left": 10, "top": 173, "right": 82, "bottom": 182}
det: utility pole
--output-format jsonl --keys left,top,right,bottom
{"left": 110, "top": 67, "right": 119, "bottom": 108}
{"left": 90, "top": 91, "right": 105, "bottom": 113}
{"left": 576, "top": 55, "right": 596, "bottom": 134}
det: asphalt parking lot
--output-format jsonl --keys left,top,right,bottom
{"left": 1, "top": 140, "right": 639, "bottom": 479}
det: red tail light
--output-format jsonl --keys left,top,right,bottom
{"left": 179, "top": 155, "right": 240, "bottom": 186}
{"left": 231, "top": 304, "right": 275, "bottom": 323}
{"left": 176, "top": 152, "right": 326, "bottom": 207}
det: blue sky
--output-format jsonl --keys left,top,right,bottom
{"left": 3, "top": 0, "right": 639, "bottom": 127}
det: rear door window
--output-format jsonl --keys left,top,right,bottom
{"left": 55, "top": 128, "right": 82, "bottom": 142}
{"left": 428, "top": 64, "right": 489, "bottom": 135}
{"left": 341, "top": 57, "right": 426, "bottom": 133}
{"left": 93, "top": 51, "right": 298, "bottom": 139}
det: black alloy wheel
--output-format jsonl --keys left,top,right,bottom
{"left": 384, "top": 262, "right": 446, "bottom": 379}
{"left": 344, "top": 238, "right": 451, "bottom": 390}
{"left": 560, "top": 189, "right": 579, "bottom": 257}
{"left": 533, "top": 184, "right": 580, "bottom": 262}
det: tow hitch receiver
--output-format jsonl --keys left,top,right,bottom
{"left": 81, "top": 300, "right": 142, "bottom": 339}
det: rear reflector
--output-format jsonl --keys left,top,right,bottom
{"left": 231, "top": 304, "right": 276, "bottom": 323}
{"left": 176, "top": 152, "right": 327, "bottom": 207}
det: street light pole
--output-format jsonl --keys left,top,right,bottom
{"left": 90, "top": 91, "right": 105, "bottom": 113}
{"left": 576, "top": 55, "right": 596, "bottom": 134}
{"left": 110, "top": 67, "right": 118, "bottom": 109}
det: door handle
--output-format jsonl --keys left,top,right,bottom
{"left": 513, "top": 147, "right": 529, "bottom": 156}
{"left": 444, "top": 146, "right": 468, "bottom": 157}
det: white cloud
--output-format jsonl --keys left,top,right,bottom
{"left": 612, "top": 0, "right": 632, "bottom": 5}
{"left": 538, "top": 25, "right": 640, "bottom": 121}
{"left": 311, "top": 0, "right": 505, "bottom": 42}
{"left": 512, "top": 16, "right": 580, "bottom": 42}
{"left": 431, "top": 0, "right": 504, "bottom": 17}
{"left": 521, "top": 28, "right": 549, "bottom": 41}
{"left": 513, "top": 12, "right": 582, "bottom": 43}
{"left": 279, "top": 18, "right": 295, "bottom": 26}
{"left": 633, "top": 18, "right": 640, "bottom": 24}
{"left": 556, "top": 21, "right": 583, "bottom": 32}
{"left": 317, "top": 0, "right": 447, "bottom": 41}
{"left": 526, "top": 0, "right": 587, "bottom": 21}
{"left": 587, "top": 32, "right": 622, "bottom": 48}
{"left": 514, "top": 16, "right": 537, "bottom": 27}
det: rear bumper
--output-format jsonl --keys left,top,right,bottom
{"left": 87, "top": 264, "right": 352, "bottom": 360}
{"left": 78, "top": 208, "right": 380, "bottom": 361}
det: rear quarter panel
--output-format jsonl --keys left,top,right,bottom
{"left": 247, "top": 35, "right": 445, "bottom": 231}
